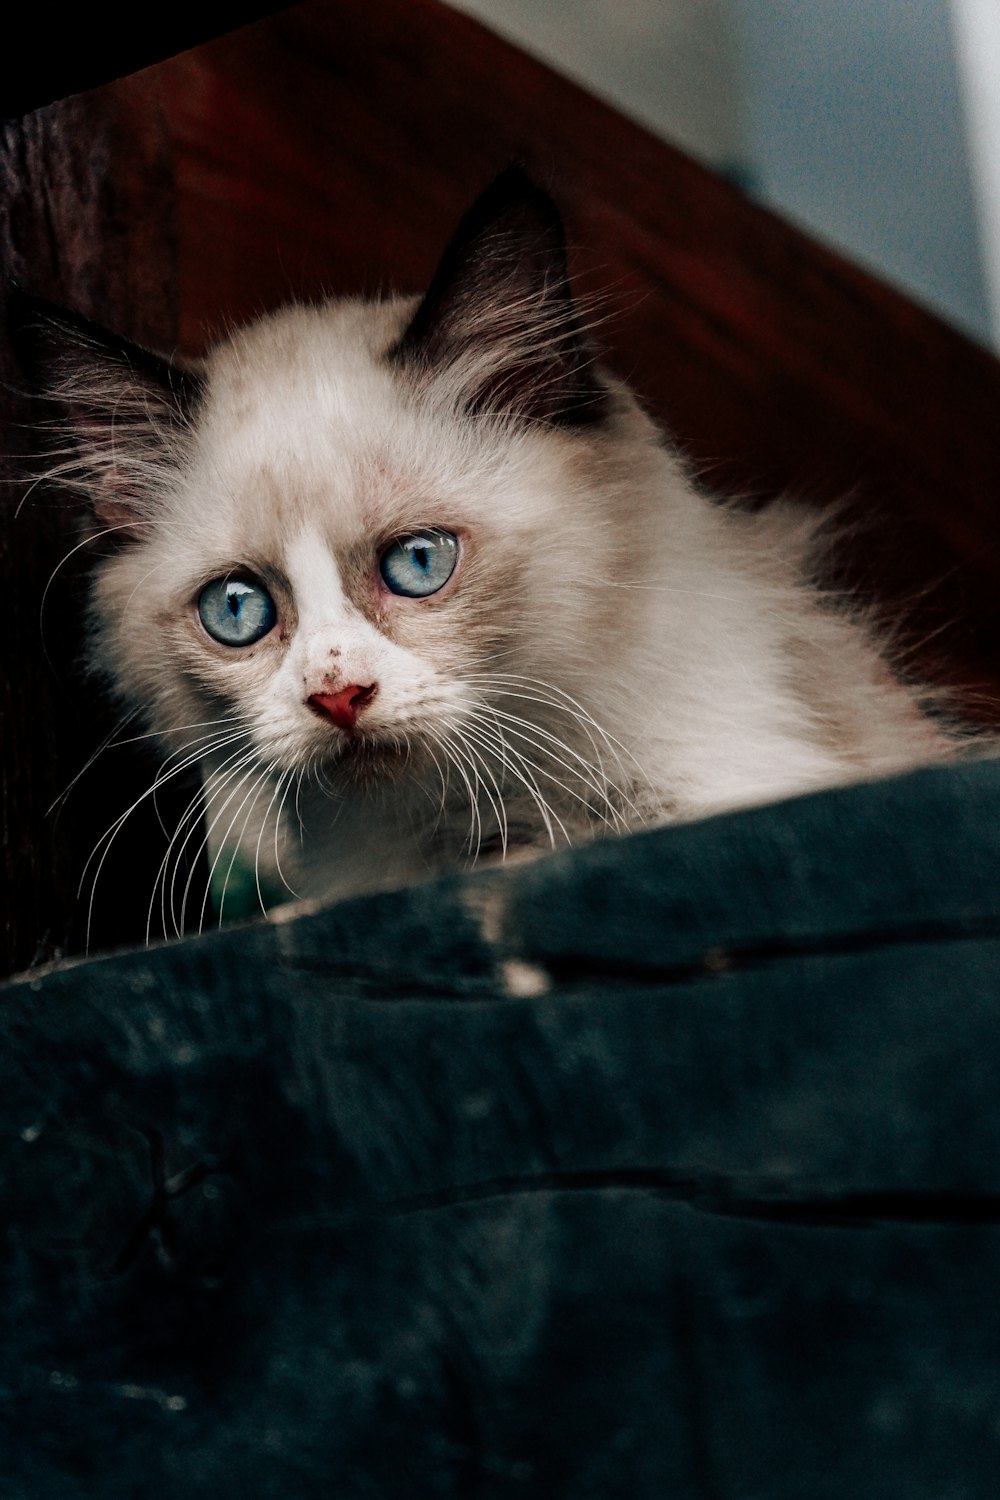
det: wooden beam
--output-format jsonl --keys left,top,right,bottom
{"left": 0, "top": 82, "right": 192, "bottom": 975}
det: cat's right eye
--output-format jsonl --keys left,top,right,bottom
{"left": 198, "top": 576, "right": 277, "bottom": 647}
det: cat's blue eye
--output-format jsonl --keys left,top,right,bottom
{"left": 380, "top": 531, "right": 458, "bottom": 597}
{"left": 198, "top": 576, "right": 277, "bottom": 646}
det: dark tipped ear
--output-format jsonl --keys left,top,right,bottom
{"left": 390, "top": 167, "right": 607, "bottom": 428}
{"left": 7, "top": 290, "right": 203, "bottom": 538}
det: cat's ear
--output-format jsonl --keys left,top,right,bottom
{"left": 7, "top": 291, "right": 203, "bottom": 540}
{"left": 391, "top": 167, "right": 608, "bottom": 428}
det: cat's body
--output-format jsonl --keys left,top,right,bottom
{"left": 14, "top": 171, "right": 959, "bottom": 922}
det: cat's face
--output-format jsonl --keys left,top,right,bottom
{"left": 95, "top": 299, "right": 621, "bottom": 785}
{"left": 15, "top": 170, "right": 659, "bottom": 797}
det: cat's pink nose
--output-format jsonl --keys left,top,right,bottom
{"left": 308, "top": 683, "right": 377, "bottom": 730}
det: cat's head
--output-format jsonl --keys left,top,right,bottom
{"left": 11, "top": 169, "right": 664, "bottom": 792}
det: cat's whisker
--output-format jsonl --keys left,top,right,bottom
{"left": 482, "top": 734, "right": 565, "bottom": 851}
{"left": 449, "top": 713, "right": 567, "bottom": 850}
{"left": 216, "top": 759, "right": 281, "bottom": 930}
{"left": 429, "top": 726, "right": 484, "bottom": 859}
{"left": 38, "top": 520, "right": 149, "bottom": 672}
{"left": 155, "top": 737, "right": 259, "bottom": 941}
{"left": 486, "top": 707, "right": 626, "bottom": 807}
{"left": 465, "top": 676, "right": 641, "bottom": 821}
{"left": 470, "top": 708, "right": 626, "bottom": 837}
{"left": 438, "top": 732, "right": 484, "bottom": 859}
{"left": 255, "top": 765, "right": 300, "bottom": 911}
{"left": 271, "top": 767, "right": 303, "bottom": 900}
{"left": 293, "top": 762, "right": 309, "bottom": 841}
{"left": 81, "top": 726, "right": 251, "bottom": 950}
{"left": 165, "top": 740, "right": 263, "bottom": 937}
{"left": 198, "top": 755, "right": 279, "bottom": 934}
{"left": 443, "top": 717, "right": 509, "bottom": 859}
{"left": 153, "top": 774, "right": 222, "bottom": 943}
{"left": 148, "top": 724, "right": 252, "bottom": 841}
{"left": 99, "top": 713, "right": 244, "bottom": 755}
{"left": 417, "top": 734, "right": 452, "bottom": 827}
{"left": 446, "top": 729, "right": 505, "bottom": 857}
{"left": 485, "top": 708, "right": 639, "bottom": 830}
{"left": 590, "top": 578, "right": 749, "bottom": 605}
{"left": 11, "top": 459, "right": 61, "bottom": 519}
{"left": 80, "top": 725, "right": 246, "bottom": 899}
{"left": 250, "top": 763, "right": 286, "bottom": 915}
{"left": 173, "top": 745, "right": 265, "bottom": 932}
{"left": 471, "top": 672, "right": 654, "bottom": 810}
{"left": 47, "top": 706, "right": 142, "bottom": 817}
{"left": 474, "top": 672, "right": 642, "bottom": 762}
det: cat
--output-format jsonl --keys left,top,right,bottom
{"left": 11, "top": 167, "right": 960, "bottom": 930}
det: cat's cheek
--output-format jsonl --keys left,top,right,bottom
{"left": 383, "top": 540, "right": 524, "bottom": 672}
{"left": 167, "top": 623, "right": 288, "bottom": 714}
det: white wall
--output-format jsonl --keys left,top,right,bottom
{"left": 950, "top": 0, "right": 1000, "bottom": 343}
{"left": 734, "top": 0, "right": 991, "bottom": 344}
{"left": 445, "top": 0, "right": 996, "bottom": 350}
{"left": 445, "top": 0, "right": 747, "bottom": 171}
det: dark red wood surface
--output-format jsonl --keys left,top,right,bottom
{"left": 0, "top": 82, "right": 194, "bottom": 976}
{"left": 0, "top": 2, "right": 293, "bottom": 122}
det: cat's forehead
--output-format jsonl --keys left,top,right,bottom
{"left": 203, "top": 298, "right": 408, "bottom": 436}
{"left": 179, "top": 297, "right": 499, "bottom": 557}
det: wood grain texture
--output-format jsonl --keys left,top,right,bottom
{"left": 0, "top": 3, "right": 293, "bottom": 122}
{"left": 0, "top": 81, "right": 189, "bottom": 976}
{"left": 4, "top": 759, "right": 1000, "bottom": 1495}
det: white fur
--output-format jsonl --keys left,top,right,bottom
{"left": 80, "top": 293, "right": 958, "bottom": 918}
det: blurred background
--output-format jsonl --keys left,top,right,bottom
{"left": 447, "top": 0, "right": 1000, "bottom": 351}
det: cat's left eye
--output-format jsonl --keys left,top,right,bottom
{"left": 380, "top": 531, "right": 459, "bottom": 598}
{"left": 198, "top": 576, "right": 277, "bottom": 646}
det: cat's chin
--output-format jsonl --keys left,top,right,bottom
{"left": 313, "top": 731, "right": 418, "bottom": 789}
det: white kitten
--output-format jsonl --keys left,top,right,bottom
{"left": 15, "top": 169, "right": 959, "bottom": 923}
